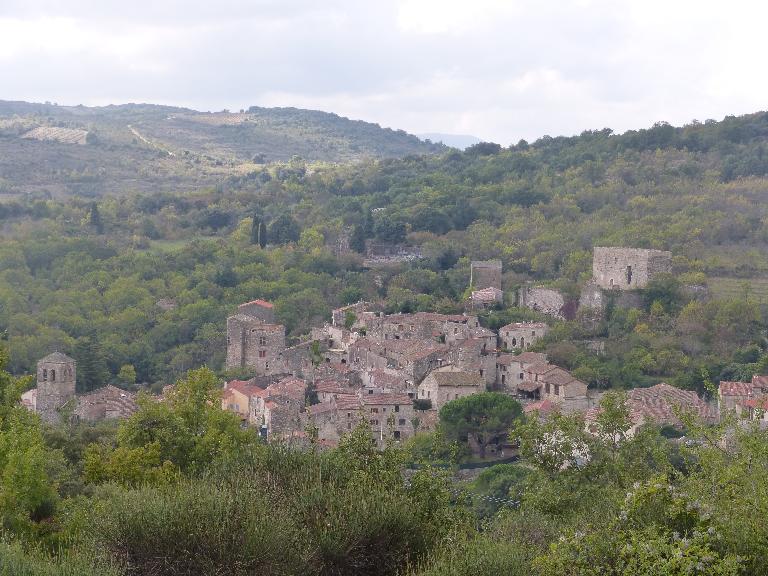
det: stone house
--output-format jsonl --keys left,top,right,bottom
{"left": 470, "top": 287, "right": 504, "bottom": 309}
{"left": 450, "top": 338, "right": 496, "bottom": 386}
{"left": 592, "top": 247, "right": 672, "bottom": 291}
{"left": 516, "top": 361, "right": 588, "bottom": 413}
{"left": 496, "top": 351, "right": 547, "bottom": 393}
{"left": 222, "top": 379, "right": 264, "bottom": 421}
{"left": 417, "top": 368, "right": 486, "bottom": 410}
{"left": 315, "top": 379, "right": 356, "bottom": 403}
{"left": 248, "top": 377, "right": 307, "bottom": 439}
{"left": 498, "top": 322, "right": 549, "bottom": 351}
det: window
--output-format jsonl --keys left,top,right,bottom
{"left": 502, "top": 375, "right": 506, "bottom": 384}
{"left": 368, "top": 389, "right": 374, "bottom": 394}
{"left": 265, "top": 362, "right": 270, "bottom": 369}
{"left": 227, "top": 336, "right": 231, "bottom": 345}
{"left": 455, "top": 393, "right": 459, "bottom": 399}
{"left": 42, "top": 369, "right": 48, "bottom": 381}
{"left": 519, "top": 373, "right": 524, "bottom": 380}
{"left": 555, "top": 385, "right": 560, "bottom": 396}
{"left": 511, "top": 337, "right": 517, "bottom": 346}
{"left": 427, "top": 391, "right": 431, "bottom": 398}
{"left": 399, "top": 419, "right": 406, "bottom": 425}
{"left": 393, "top": 430, "right": 401, "bottom": 440}
{"left": 370, "top": 419, "right": 379, "bottom": 425}
{"left": 545, "top": 383, "right": 551, "bottom": 394}
{"left": 532, "top": 331, "right": 536, "bottom": 336}
{"left": 371, "top": 408, "right": 379, "bottom": 413}
{"left": 394, "top": 405, "right": 400, "bottom": 412}
{"left": 479, "top": 369, "right": 484, "bottom": 377}
{"left": 259, "top": 336, "right": 267, "bottom": 346}
{"left": 259, "top": 350, "right": 266, "bottom": 358}
{"left": 347, "top": 423, "right": 352, "bottom": 429}
{"left": 626, "top": 265, "right": 633, "bottom": 284}
{"left": 51, "top": 370, "right": 56, "bottom": 381}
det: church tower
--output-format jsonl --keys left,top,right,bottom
{"left": 36, "top": 352, "right": 76, "bottom": 424}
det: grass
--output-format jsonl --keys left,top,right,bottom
{"left": 708, "top": 277, "right": 768, "bottom": 303}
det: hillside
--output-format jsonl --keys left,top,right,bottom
{"left": 0, "top": 100, "right": 445, "bottom": 197}
{"left": 3, "top": 111, "right": 768, "bottom": 393}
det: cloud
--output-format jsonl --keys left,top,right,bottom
{"left": 0, "top": 0, "right": 766, "bottom": 143}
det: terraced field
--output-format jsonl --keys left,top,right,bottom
{"left": 708, "top": 277, "right": 768, "bottom": 302}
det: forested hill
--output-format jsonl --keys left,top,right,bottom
{"left": 3, "top": 110, "right": 768, "bottom": 392}
{"left": 0, "top": 100, "right": 445, "bottom": 197}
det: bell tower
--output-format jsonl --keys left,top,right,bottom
{"left": 36, "top": 352, "right": 76, "bottom": 424}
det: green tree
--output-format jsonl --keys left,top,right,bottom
{"left": 73, "top": 333, "right": 109, "bottom": 393}
{"left": 439, "top": 393, "right": 522, "bottom": 458}
{"left": 268, "top": 214, "right": 300, "bottom": 245}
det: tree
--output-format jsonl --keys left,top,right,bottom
{"left": 73, "top": 333, "right": 110, "bottom": 392}
{"left": 268, "top": 214, "right": 300, "bottom": 245}
{"left": 439, "top": 393, "right": 522, "bottom": 458}
{"left": 250, "top": 213, "right": 268, "bottom": 248}
{"left": 349, "top": 224, "right": 367, "bottom": 253}
{"left": 86, "top": 367, "right": 255, "bottom": 484}
{"left": 89, "top": 202, "right": 103, "bottom": 234}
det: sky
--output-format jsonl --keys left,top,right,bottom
{"left": 0, "top": 0, "right": 766, "bottom": 144}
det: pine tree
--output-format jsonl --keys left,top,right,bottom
{"left": 350, "top": 225, "right": 366, "bottom": 254}
{"left": 73, "top": 333, "right": 109, "bottom": 392}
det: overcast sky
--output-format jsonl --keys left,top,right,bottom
{"left": 0, "top": 0, "right": 766, "bottom": 143}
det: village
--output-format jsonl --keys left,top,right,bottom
{"left": 18, "top": 245, "right": 768, "bottom": 455}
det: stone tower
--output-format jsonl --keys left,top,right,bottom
{"left": 592, "top": 247, "right": 672, "bottom": 290}
{"left": 36, "top": 352, "right": 76, "bottom": 424}
{"left": 470, "top": 260, "right": 502, "bottom": 291}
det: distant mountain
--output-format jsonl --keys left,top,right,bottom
{"left": 418, "top": 133, "right": 482, "bottom": 150}
{"left": 0, "top": 100, "right": 446, "bottom": 197}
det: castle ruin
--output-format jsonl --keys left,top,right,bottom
{"left": 226, "top": 299, "right": 287, "bottom": 375}
{"left": 470, "top": 260, "right": 502, "bottom": 290}
{"left": 592, "top": 247, "right": 672, "bottom": 290}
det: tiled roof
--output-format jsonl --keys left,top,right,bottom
{"left": 541, "top": 368, "right": 580, "bottom": 387}
{"left": 742, "top": 397, "right": 768, "bottom": 410}
{"left": 226, "top": 379, "right": 266, "bottom": 398}
{"left": 496, "top": 354, "right": 515, "bottom": 366}
{"left": 525, "top": 362, "right": 557, "bottom": 376}
{"left": 336, "top": 395, "right": 362, "bottom": 411}
{"left": 471, "top": 287, "right": 503, "bottom": 301}
{"left": 267, "top": 377, "right": 307, "bottom": 401}
{"left": 430, "top": 371, "right": 484, "bottom": 388}
{"left": 627, "top": 383, "right": 715, "bottom": 425}
{"left": 719, "top": 381, "right": 753, "bottom": 397}
{"left": 315, "top": 380, "right": 351, "bottom": 395}
{"left": 361, "top": 393, "right": 412, "bottom": 406}
{"left": 241, "top": 299, "right": 274, "bottom": 309}
{"left": 523, "top": 399, "right": 559, "bottom": 415}
{"left": 516, "top": 351, "right": 547, "bottom": 364}
{"left": 517, "top": 380, "right": 542, "bottom": 392}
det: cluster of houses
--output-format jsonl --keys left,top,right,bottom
{"left": 19, "top": 246, "right": 768, "bottom": 451}
{"left": 221, "top": 297, "right": 582, "bottom": 447}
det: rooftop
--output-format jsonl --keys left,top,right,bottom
{"left": 240, "top": 299, "right": 274, "bottom": 309}
{"left": 38, "top": 352, "right": 75, "bottom": 364}
{"left": 430, "top": 371, "right": 484, "bottom": 388}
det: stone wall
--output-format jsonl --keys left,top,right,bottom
{"left": 518, "top": 286, "right": 566, "bottom": 319}
{"left": 592, "top": 247, "right": 672, "bottom": 290}
{"left": 36, "top": 354, "right": 76, "bottom": 424}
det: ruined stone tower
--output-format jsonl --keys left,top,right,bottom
{"left": 470, "top": 260, "right": 502, "bottom": 291}
{"left": 36, "top": 352, "right": 76, "bottom": 424}
{"left": 592, "top": 247, "right": 672, "bottom": 290}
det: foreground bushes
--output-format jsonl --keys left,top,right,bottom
{"left": 82, "top": 430, "right": 465, "bottom": 576}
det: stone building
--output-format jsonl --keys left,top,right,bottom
{"left": 470, "top": 260, "right": 502, "bottom": 290}
{"left": 226, "top": 300, "right": 287, "bottom": 375}
{"left": 592, "top": 247, "right": 672, "bottom": 290}
{"left": 73, "top": 385, "right": 137, "bottom": 422}
{"left": 517, "top": 286, "right": 566, "bottom": 319}
{"left": 417, "top": 368, "right": 486, "bottom": 410}
{"left": 35, "top": 352, "right": 76, "bottom": 424}
{"left": 498, "top": 322, "right": 549, "bottom": 351}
